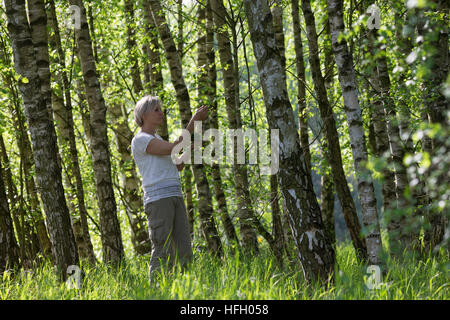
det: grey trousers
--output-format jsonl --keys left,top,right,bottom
{"left": 145, "top": 196, "right": 193, "bottom": 280}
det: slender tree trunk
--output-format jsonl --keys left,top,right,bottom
{"left": 321, "top": 16, "right": 336, "bottom": 247}
{"left": 211, "top": 0, "right": 259, "bottom": 254}
{"left": 291, "top": 0, "right": 311, "bottom": 168}
{"left": 377, "top": 56, "right": 410, "bottom": 208}
{"left": 5, "top": 0, "right": 79, "bottom": 279}
{"left": 146, "top": 0, "right": 223, "bottom": 256}
{"left": 394, "top": 10, "right": 415, "bottom": 153}
{"left": 327, "top": 0, "right": 383, "bottom": 265}
{"left": 204, "top": 0, "right": 240, "bottom": 248}
{"left": 0, "top": 156, "right": 20, "bottom": 273}
{"left": 270, "top": 174, "right": 285, "bottom": 266}
{"left": 244, "top": 0, "right": 335, "bottom": 284}
{"left": 301, "top": 0, "right": 367, "bottom": 262}
{"left": 177, "top": 0, "right": 184, "bottom": 58}
{"left": 0, "top": 135, "right": 23, "bottom": 265}
{"left": 47, "top": 0, "right": 97, "bottom": 265}
{"left": 69, "top": 0, "right": 124, "bottom": 264}
{"left": 142, "top": 4, "right": 169, "bottom": 141}
{"left": 363, "top": 28, "right": 398, "bottom": 234}
{"left": 124, "top": 0, "right": 143, "bottom": 95}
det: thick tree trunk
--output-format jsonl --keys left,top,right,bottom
{"left": 210, "top": 0, "right": 259, "bottom": 254}
{"left": 0, "top": 157, "right": 20, "bottom": 273}
{"left": 69, "top": 0, "right": 124, "bottom": 264}
{"left": 47, "top": 0, "right": 97, "bottom": 265}
{"left": 0, "top": 35, "right": 52, "bottom": 263}
{"left": 5, "top": 0, "right": 79, "bottom": 279}
{"left": 301, "top": 0, "right": 367, "bottom": 262}
{"left": 327, "top": 0, "right": 384, "bottom": 265}
{"left": 27, "top": 0, "right": 52, "bottom": 117}
{"left": 244, "top": 0, "right": 335, "bottom": 284}
{"left": 146, "top": 0, "right": 223, "bottom": 256}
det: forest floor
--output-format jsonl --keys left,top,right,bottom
{"left": 0, "top": 242, "right": 448, "bottom": 300}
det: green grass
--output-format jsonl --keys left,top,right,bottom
{"left": 0, "top": 242, "right": 448, "bottom": 300}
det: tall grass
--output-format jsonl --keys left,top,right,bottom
{"left": 0, "top": 242, "right": 448, "bottom": 300}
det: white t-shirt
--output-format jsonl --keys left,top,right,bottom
{"left": 131, "top": 131, "right": 182, "bottom": 204}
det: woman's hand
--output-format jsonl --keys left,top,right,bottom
{"left": 192, "top": 105, "right": 209, "bottom": 121}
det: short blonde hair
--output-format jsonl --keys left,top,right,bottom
{"left": 134, "top": 95, "right": 162, "bottom": 127}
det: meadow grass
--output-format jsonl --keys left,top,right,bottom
{"left": 0, "top": 242, "right": 448, "bottom": 300}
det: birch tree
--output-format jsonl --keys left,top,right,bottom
{"left": 210, "top": 0, "right": 259, "bottom": 254}
{"left": 5, "top": 0, "right": 79, "bottom": 279}
{"left": 244, "top": 0, "right": 335, "bottom": 284}
{"left": 69, "top": 0, "right": 124, "bottom": 264}
{"left": 47, "top": 0, "right": 97, "bottom": 265}
{"left": 203, "top": 0, "right": 240, "bottom": 247}
{"left": 327, "top": 0, "right": 384, "bottom": 265}
{"left": 0, "top": 155, "right": 20, "bottom": 273}
{"left": 301, "top": 0, "right": 367, "bottom": 261}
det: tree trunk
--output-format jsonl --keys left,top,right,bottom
{"left": 47, "top": 0, "right": 97, "bottom": 265}
{"left": 321, "top": 16, "right": 336, "bottom": 247}
{"left": 27, "top": 0, "right": 52, "bottom": 118}
{"left": 146, "top": 0, "right": 223, "bottom": 256}
{"left": 5, "top": 0, "right": 79, "bottom": 279}
{"left": 142, "top": 3, "right": 169, "bottom": 140}
{"left": 124, "top": 0, "right": 144, "bottom": 95}
{"left": 0, "top": 34, "right": 52, "bottom": 263}
{"left": 210, "top": 0, "right": 259, "bottom": 254}
{"left": 96, "top": 1, "right": 151, "bottom": 256}
{"left": 204, "top": 0, "right": 240, "bottom": 248}
{"left": 270, "top": 174, "right": 286, "bottom": 266}
{"left": 291, "top": 0, "right": 311, "bottom": 169}
{"left": 244, "top": 0, "right": 335, "bottom": 285}
{"left": 301, "top": 0, "right": 367, "bottom": 262}
{"left": 0, "top": 155, "right": 20, "bottom": 273}
{"left": 327, "top": 0, "right": 384, "bottom": 265}
{"left": 0, "top": 135, "right": 24, "bottom": 265}
{"left": 272, "top": 0, "right": 286, "bottom": 70}
{"left": 69, "top": 0, "right": 124, "bottom": 264}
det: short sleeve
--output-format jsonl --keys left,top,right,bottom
{"left": 131, "top": 133, "right": 155, "bottom": 156}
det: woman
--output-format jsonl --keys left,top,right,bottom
{"left": 131, "top": 95, "right": 208, "bottom": 284}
